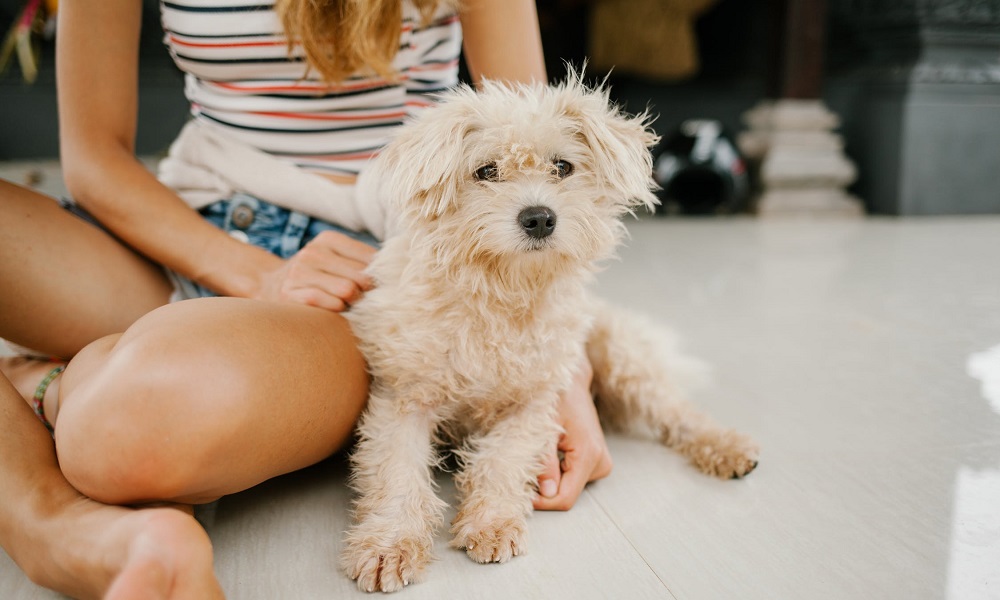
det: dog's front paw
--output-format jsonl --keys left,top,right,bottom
{"left": 450, "top": 514, "right": 527, "bottom": 564}
{"left": 340, "top": 534, "right": 432, "bottom": 593}
{"left": 690, "top": 429, "right": 760, "bottom": 479}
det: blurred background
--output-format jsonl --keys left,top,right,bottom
{"left": 2, "top": 0, "right": 999, "bottom": 216}
{"left": 2, "top": 4, "right": 1000, "bottom": 598}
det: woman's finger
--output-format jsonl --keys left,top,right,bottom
{"left": 300, "top": 238, "right": 375, "bottom": 291}
{"left": 309, "top": 230, "right": 377, "bottom": 265}
{"left": 533, "top": 448, "right": 562, "bottom": 508}
{"left": 533, "top": 448, "right": 591, "bottom": 511}
{"left": 283, "top": 287, "right": 348, "bottom": 312}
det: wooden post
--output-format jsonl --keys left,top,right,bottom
{"left": 738, "top": 0, "right": 861, "bottom": 216}
{"left": 780, "top": 0, "right": 828, "bottom": 100}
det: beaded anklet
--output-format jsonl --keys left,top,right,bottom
{"left": 32, "top": 364, "right": 65, "bottom": 434}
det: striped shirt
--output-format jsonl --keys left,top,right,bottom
{"left": 160, "top": 0, "right": 462, "bottom": 184}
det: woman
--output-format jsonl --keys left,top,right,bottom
{"left": 0, "top": 0, "right": 612, "bottom": 597}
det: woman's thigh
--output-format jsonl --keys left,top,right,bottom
{"left": 54, "top": 297, "right": 369, "bottom": 505}
{"left": 0, "top": 180, "right": 173, "bottom": 357}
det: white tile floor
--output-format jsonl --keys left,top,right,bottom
{"left": 1, "top": 197, "right": 999, "bottom": 598}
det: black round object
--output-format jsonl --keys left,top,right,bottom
{"left": 652, "top": 119, "right": 749, "bottom": 215}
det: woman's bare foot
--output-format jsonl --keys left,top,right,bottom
{"left": 0, "top": 356, "right": 223, "bottom": 598}
{"left": 15, "top": 493, "right": 223, "bottom": 599}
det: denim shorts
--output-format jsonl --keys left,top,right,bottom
{"left": 60, "top": 193, "right": 379, "bottom": 302}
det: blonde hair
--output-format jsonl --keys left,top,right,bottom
{"left": 276, "top": 0, "right": 458, "bottom": 83}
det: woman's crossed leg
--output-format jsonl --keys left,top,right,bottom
{"left": 1, "top": 182, "right": 369, "bottom": 598}
{"left": 56, "top": 297, "right": 369, "bottom": 508}
{"left": 6, "top": 298, "right": 369, "bottom": 599}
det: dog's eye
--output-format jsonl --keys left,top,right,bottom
{"left": 553, "top": 159, "right": 574, "bottom": 179}
{"left": 474, "top": 162, "right": 500, "bottom": 182}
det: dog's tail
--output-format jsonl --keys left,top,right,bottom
{"left": 586, "top": 303, "right": 759, "bottom": 479}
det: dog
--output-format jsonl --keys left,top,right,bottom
{"left": 340, "top": 73, "right": 759, "bottom": 593}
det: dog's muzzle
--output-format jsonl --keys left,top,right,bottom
{"left": 518, "top": 206, "right": 557, "bottom": 240}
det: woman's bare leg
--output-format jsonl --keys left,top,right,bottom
{"left": 0, "top": 367, "right": 224, "bottom": 599}
{"left": 3, "top": 298, "right": 369, "bottom": 596}
{"left": 0, "top": 179, "right": 173, "bottom": 358}
{"left": 0, "top": 180, "right": 214, "bottom": 598}
{"left": 1, "top": 182, "right": 369, "bottom": 597}
{"left": 55, "top": 297, "right": 369, "bottom": 505}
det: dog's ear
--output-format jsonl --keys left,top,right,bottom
{"left": 558, "top": 75, "right": 660, "bottom": 213}
{"left": 377, "top": 92, "right": 475, "bottom": 221}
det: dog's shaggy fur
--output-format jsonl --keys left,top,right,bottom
{"left": 340, "top": 74, "right": 759, "bottom": 593}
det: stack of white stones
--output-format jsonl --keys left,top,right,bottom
{"left": 739, "top": 99, "right": 863, "bottom": 217}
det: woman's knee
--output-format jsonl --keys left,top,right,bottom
{"left": 54, "top": 299, "right": 370, "bottom": 504}
{"left": 54, "top": 332, "right": 224, "bottom": 504}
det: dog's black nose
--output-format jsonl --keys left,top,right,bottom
{"left": 518, "top": 206, "right": 557, "bottom": 239}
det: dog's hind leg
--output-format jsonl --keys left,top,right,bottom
{"left": 586, "top": 304, "right": 759, "bottom": 479}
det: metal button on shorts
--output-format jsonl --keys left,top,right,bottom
{"left": 232, "top": 204, "right": 255, "bottom": 229}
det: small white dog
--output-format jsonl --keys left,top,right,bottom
{"left": 341, "top": 74, "right": 759, "bottom": 593}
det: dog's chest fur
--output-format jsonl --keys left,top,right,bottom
{"left": 348, "top": 244, "right": 592, "bottom": 430}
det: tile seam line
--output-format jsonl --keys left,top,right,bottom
{"left": 586, "top": 488, "right": 681, "bottom": 600}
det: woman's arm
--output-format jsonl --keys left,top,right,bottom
{"left": 57, "top": 0, "right": 280, "bottom": 298}
{"left": 56, "top": 0, "right": 372, "bottom": 309}
{"left": 459, "top": 0, "right": 546, "bottom": 85}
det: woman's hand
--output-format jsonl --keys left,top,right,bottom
{"left": 253, "top": 231, "right": 376, "bottom": 312}
{"left": 534, "top": 357, "right": 613, "bottom": 511}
